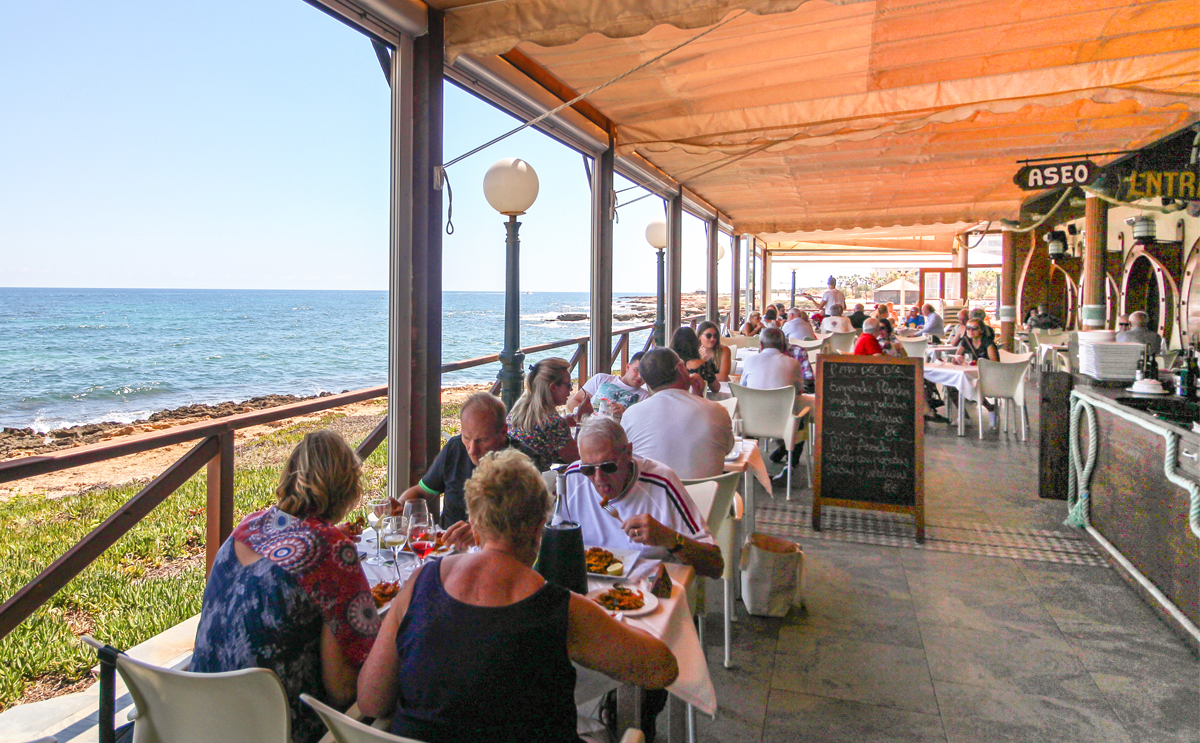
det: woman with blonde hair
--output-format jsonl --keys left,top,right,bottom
{"left": 192, "top": 430, "right": 379, "bottom": 743}
{"left": 507, "top": 357, "right": 582, "bottom": 465}
{"left": 359, "top": 449, "right": 678, "bottom": 742}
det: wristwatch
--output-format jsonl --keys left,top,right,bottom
{"left": 667, "top": 531, "right": 685, "bottom": 554}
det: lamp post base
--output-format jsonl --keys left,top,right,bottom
{"left": 498, "top": 349, "right": 525, "bottom": 411}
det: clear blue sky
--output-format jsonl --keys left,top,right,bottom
{"left": 0, "top": 0, "right": 747, "bottom": 294}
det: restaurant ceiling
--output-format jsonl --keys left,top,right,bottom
{"left": 429, "top": 0, "right": 1199, "bottom": 245}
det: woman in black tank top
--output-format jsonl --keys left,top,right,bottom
{"left": 357, "top": 449, "right": 678, "bottom": 743}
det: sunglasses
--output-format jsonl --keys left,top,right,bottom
{"left": 578, "top": 461, "right": 620, "bottom": 477}
{"left": 966, "top": 326, "right": 981, "bottom": 331}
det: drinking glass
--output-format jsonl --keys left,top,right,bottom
{"left": 407, "top": 508, "right": 435, "bottom": 566}
{"left": 364, "top": 498, "right": 391, "bottom": 565}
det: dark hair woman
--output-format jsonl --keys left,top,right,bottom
{"left": 696, "top": 321, "right": 732, "bottom": 383}
{"left": 671, "top": 326, "right": 720, "bottom": 395}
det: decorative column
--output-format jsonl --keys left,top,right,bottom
{"left": 999, "top": 224, "right": 1017, "bottom": 351}
{"left": 1082, "top": 194, "right": 1109, "bottom": 329}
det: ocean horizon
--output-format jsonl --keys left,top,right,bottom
{"left": 0, "top": 287, "right": 662, "bottom": 432}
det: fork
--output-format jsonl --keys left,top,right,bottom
{"left": 600, "top": 501, "right": 622, "bottom": 522}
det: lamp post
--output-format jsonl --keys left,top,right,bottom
{"left": 483, "top": 158, "right": 539, "bottom": 411}
{"left": 646, "top": 220, "right": 668, "bottom": 347}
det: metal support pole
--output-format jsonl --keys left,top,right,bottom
{"left": 706, "top": 219, "right": 719, "bottom": 324}
{"left": 409, "top": 10, "right": 443, "bottom": 484}
{"left": 748, "top": 238, "right": 756, "bottom": 315}
{"left": 590, "top": 139, "right": 615, "bottom": 374}
{"left": 387, "top": 34, "right": 415, "bottom": 496}
{"left": 790, "top": 269, "right": 797, "bottom": 309}
{"left": 731, "top": 235, "right": 741, "bottom": 332}
{"left": 762, "top": 250, "right": 773, "bottom": 313}
{"left": 499, "top": 216, "right": 525, "bottom": 410}
{"left": 1082, "top": 194, "right": 1109, "bottom": 329}
{"left": 999, "top": 226, "right": 1017, "bottom": 350}
{"left": 666, "top": 194, "right": 683, "bottom": 338}
{"left": 654, "top": 249, "right": 666, "bottom": 347}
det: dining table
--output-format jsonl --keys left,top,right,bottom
{"left": 923, "top": 360, "right": 979, "bottom": 436}
{"left": 355, "top": 533, "right": 715, "bottom": 743}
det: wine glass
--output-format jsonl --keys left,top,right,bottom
{"left": 407, "top": 506, "right": 435, "bottom": 566}
{"left": 364, "top": 497, "right": 391, "bottom": 565}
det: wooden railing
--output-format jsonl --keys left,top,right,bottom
{"left": 0, "top": 316, "right": 697, "bottom": 641}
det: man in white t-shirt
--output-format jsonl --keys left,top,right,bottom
{"left": 567, "top": 351, "right": 649, "bottom": 421}
{"left": 806, "top": 276, "right": 846, "bottom": 313}
{"left": 564, "top": 417, "right": 722, "bottom": 579}
{"left": 781, "top": 309, "right": 816, "bottom": 341}
{"left": 620, "top": 348, "right": 733, "bottom": 480}
{"left": 740, "top": 328, "right": 803, "bottom": 394}
{"left": 820, "top": 304, "right": 854, "bottom": 333}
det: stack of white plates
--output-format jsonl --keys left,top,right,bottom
{"left": 1078, "top": 330, "right": 1116, "bottom": 342}
{"left": 1079, "top": 341, "right": 1145, "bottom": 381}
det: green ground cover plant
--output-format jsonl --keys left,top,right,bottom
{"left": 0, "top": 409, "right": 392, "bottom": 711}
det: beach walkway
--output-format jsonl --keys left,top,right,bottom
{"left": 699, "top": 381, "right": 1200, "bottom": 743}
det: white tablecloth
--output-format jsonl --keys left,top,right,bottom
{"left": 357, "top": 539, "right": 717, "bottom": 717}
{"left": 923, "top": 362, "right": 979, "bottom": 436}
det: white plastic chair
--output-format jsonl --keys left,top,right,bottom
{"left": 81, "top": 636, "right": 290, "bottom": 743}
{"left": 716, "top": 396, "right": 738, "bottom": 420}
{"left": 301, "top": 694, "right": 646, "bottom": 743}
{"left": 681, "top": 472, "right": 741, "bottom": 668}
{"left": 898, "top": 337, "right": 928, "bottom": 360}
{"left": 976, "top": 360, "right": 1030, "bottom": 441}
{"left": 794, "top": 338, "right": 825, "bottom": 355}
{"left": 826, "top": 332, "right": 858, "bottom": 355}
{"left": 998, "top": 349, "right": 1033, "bottom": 365}
{"left": 729, "top": 383, "right": 811, "bottom": 497}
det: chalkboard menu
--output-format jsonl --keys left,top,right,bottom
{"left": 814, "top": 355, "right": 925, "bottom": 541}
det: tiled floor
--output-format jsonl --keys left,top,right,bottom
{"left": 695, "top": 380, "right": 1200, "bottom": 743}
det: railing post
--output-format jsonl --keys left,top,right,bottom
{"left": 578, "top": 341, "right": 588, "bottom": 388}
{"left": 206, "top": 431, "right": 234, "bottom": 574}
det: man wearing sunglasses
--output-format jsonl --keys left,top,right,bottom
{"left": 563, "top": 417, "right": 723, "bottom": 581}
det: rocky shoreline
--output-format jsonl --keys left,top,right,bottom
{"left": 0, "top": 392, "right": 338, "bottom": 460}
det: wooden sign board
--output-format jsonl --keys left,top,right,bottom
{"left": 814, "top": 355, "right": 925, "bottom": 542}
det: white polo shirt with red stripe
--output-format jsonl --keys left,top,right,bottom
{"left": 562, "top": 456, "right": 714, "bottom": 578}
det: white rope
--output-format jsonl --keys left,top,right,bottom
{"left": 1081, "top": 186, "right": 1189, "bottom": 214}
{"left": 1006, "top": 187, "right": 1075, "bottom": 233}
{"left": 1067, "top": 392, "right": 1200, "bottom": 644}
{"left": 1068, "top": 392, "right": 1200, "bottom": 540}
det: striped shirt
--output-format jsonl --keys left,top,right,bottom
{"left": 562, "top": 456, "right": 714, "bottom": 576}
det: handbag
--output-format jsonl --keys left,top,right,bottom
{"left": 739, "top": 533, "right": 805, "bottom": 617}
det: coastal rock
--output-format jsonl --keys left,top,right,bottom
{"left": 0, "top": 392, "right": 338, "bottom": 461}
{"left": 556, "top": 313, "right": 589, "bottom": 322}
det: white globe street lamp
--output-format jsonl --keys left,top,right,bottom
{"left": 483, "top": 158, "right": 540, "bottom": 409}
{"left": 645, "top": 220, "right": 668, "bottom": 346}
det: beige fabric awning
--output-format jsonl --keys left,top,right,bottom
{"left": 433, "top": 0, "right": 1199, "bottom": 239}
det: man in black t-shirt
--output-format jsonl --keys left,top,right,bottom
{"left": 394, "top": 392, "right": 542, "bottom": 532}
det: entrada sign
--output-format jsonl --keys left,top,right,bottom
{"left": 1013, "top": 160, "right": 1098, "bottom": 191}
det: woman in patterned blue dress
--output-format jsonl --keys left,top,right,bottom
{"left": 191, "top": 430, "right": 380, "bottom": 743}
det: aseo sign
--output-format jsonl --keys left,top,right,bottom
{"left": 1013, "top": 160, "right": 1098, "bottom": 191}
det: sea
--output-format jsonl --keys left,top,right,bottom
{"left": 0, "top": 288, "right": 656, "bottom": 432}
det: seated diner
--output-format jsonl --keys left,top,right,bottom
{"left": 671, "top": 326, "right": 720, "bottom": 396}
{"left": 191, "top": 430, "right": 380, "bottom": 743}
{"left": 566, "top": 350, "right": 648, "bottom": 421}
{"left": 695, "top": 320, "right": 732, "bottom": 383}
{"left": 507, "top": 357, "right": 585, "bottom": 465}
{"left": 358, "top": 448, "right": 678, "bottom": 743}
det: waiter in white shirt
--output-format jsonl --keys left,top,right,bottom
{"left": 804, "top": 275, "right": 846, "bottom": 312}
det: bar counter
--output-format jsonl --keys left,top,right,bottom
{"left": 1068, "top": 383, "right": 1200, "bottom": 651}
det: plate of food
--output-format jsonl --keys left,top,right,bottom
{"left": 371, "top": 580, "right": 400, "bottom": 608}
{"left": 584, "top": 546, "right": 638, "bottom": 579}
{"left": 587, "top": 584, "right": 659, "bottom": 618}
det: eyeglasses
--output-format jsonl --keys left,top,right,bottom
{"left": 702, "top": 332, "right": 718, "bottom": 338}
{"left": 578, "top": 461, "right": 620, "bottom": 477}
{"left": 966, "top": 326, "right": 981, "bottom": 331}
{"left": 557, "top": 378, "right": 574, "bottom": 389}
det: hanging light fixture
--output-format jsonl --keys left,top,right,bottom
{"left": 1044, "top": 230, "right": 1068, "bottom": 261}
{"left": 1126, "top": 215, "right": 1156, "bottom": 245}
